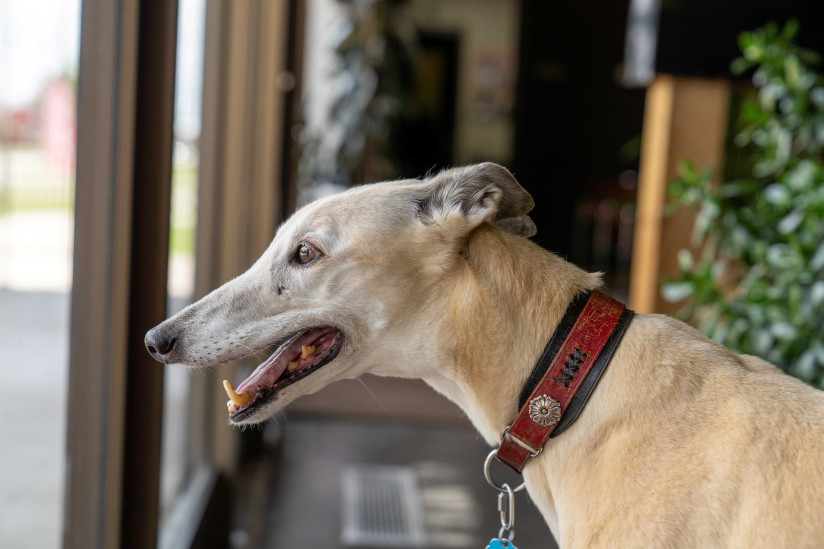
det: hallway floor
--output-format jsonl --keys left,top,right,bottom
{"left": 244, "top": 417, "right": 559, "bottom": 549}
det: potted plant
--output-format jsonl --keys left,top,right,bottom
{"left": 665, "top": 20, "right": 824, "bottom": 387}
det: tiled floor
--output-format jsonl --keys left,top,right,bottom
{"left": 253, "top": 417, "right": 559, "bottom": 549}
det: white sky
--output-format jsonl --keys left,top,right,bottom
{"left": 0, "top": 0, "right": 81, "bottom": 109}
{"left": 175, "top": 0, "right": 206, "bottom": 140}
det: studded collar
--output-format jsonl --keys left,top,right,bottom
{"left": 494, "top": 290, "right": 634, "bottom": 473}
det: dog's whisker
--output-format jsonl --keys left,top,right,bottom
{"left": 235, "top": 341, "right": 265, "bottom": 359}
{"left": 357, "top": 378, "right": 385, "bottom": 410}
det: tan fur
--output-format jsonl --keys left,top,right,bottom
{"left": 148, "top": 163, "right": 824, "bottom": 548}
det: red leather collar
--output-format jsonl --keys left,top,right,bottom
{"left": 495, "top": 290, "right": 632, "bottom": 473}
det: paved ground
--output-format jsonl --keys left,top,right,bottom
{"left": 0, "top": 210, "right": 196, "bottom": 548}
{"left": 0, "top": 211, "right": 73, "bottom": 292}
{"left": 0, "top": 290, "right": 68, "bottom": 549}
{"left": 0, "top": 144, "right": 195, "bottom": 547}
{"left": 0, "top": 200, "right": 72, "bottom": 547}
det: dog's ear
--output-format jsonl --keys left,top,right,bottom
{"left": 417, "top": 163, "right": 535, "bottom": 235}
{"left": 494, "top": 215, "right": 537, "bottom": 237}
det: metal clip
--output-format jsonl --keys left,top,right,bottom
{"left": 497, "top": 482, "right": 516, "bottom": 542}
{"left": 498, "top": 483, "right": 515, "bottom": 530}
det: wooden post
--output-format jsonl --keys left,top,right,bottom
{"left": 630, "top": 75, "right": 730, "bottom": 314}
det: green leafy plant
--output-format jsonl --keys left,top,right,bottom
{"left": 665, "top": 20, "right": 824, "bottom": 387}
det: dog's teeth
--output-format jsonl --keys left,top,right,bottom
{"left": 227, "top": 400, "right": 240, "bottom": 413}
{"left": 301, "top": 345, "right": 316, "bottom": 359}
{"left": 223, "top": 380, "right": 253, "bottom": 408}
{"left": 287, "top": 360, "right": 299, "bottom": 371}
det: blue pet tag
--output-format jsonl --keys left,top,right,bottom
{"left": 486, "top": 539, "right": 518, "bottom": 549}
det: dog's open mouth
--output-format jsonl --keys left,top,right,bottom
{"left": 222, "top": 326, "right": 342, "bottom": 421}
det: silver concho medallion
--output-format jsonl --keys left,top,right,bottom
{"left": 529, "top": 394, "right": 561, "bottom": 427}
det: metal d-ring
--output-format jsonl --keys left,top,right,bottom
{"left": 484, "top": 449, "right": 526, "bottom": 493}
{"left": 498, "top": 523, "right": 516, "bottom": 545}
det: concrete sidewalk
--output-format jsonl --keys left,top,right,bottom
{"left": 0, "top": 290, "right": 69, "bottom": 549}
{"left": 0, "top": 208, "right": 72, "bottom": 547}
{"left": 0, "top": 211, "right": 73, "bottom": 292}
{"left": 0, "top": 200, "right": 200, "bottom": 547}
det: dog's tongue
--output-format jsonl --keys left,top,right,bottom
{"left": 234, "top": 328, "right": 330, "bottom": 394}
{"left": 233, "top": 333, "right": 297, "bottom": 394}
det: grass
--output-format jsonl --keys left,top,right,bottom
{"left": 0, "top": 187, "right": 74, "bottom": 214}
{"left": 168, "top": 160, "right": 198, "bottom": 256}
{"left": 170, "top": 224, "right": 196, "bottom": 256}
{"left": 0, "top": 145, "right": 199, "bottom": 256}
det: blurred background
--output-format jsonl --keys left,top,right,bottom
{"left": 1, "top": 0, "right": 823, "bottom": 548}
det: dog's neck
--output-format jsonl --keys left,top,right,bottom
{"left": 423, "top": 224, "right": 602, "bottom": 445}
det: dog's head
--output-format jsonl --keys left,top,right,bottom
{"left": 145, "top": 163, "right": 534, "bottom": 424}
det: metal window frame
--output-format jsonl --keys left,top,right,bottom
{"left": 66, "top": 0, "right": 298, "bottom": 546}
{"left": 195, "top": 0, "right": 293, "bottom": 473}
{"left": 66, "top": 0, "right": 179, "bottom": 547}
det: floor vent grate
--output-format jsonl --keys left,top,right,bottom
{"left": 341, "top": 465, "right": 427, "bottom": 547}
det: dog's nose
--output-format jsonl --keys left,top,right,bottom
{"left": 145, "top": 327, "right": 178, "bottom": 362}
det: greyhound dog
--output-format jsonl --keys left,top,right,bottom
{"left": 146, "top": 163, "right": 824, "bottom": 547}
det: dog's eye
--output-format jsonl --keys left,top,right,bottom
{"left": 296, "top": 242, "right": 321, "bottom": 265}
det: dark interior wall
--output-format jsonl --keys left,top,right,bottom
{"left": 513, "top": 0, "right": 645, "bottom": 256}
{"left": 398, "top": 31, "right": 460, "bottom": 177}
{"left": 512, "top": 0, "right": 822, "bottom": 258}
{"left": 656, "top": 0, "right": 824, "bottom": 79}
